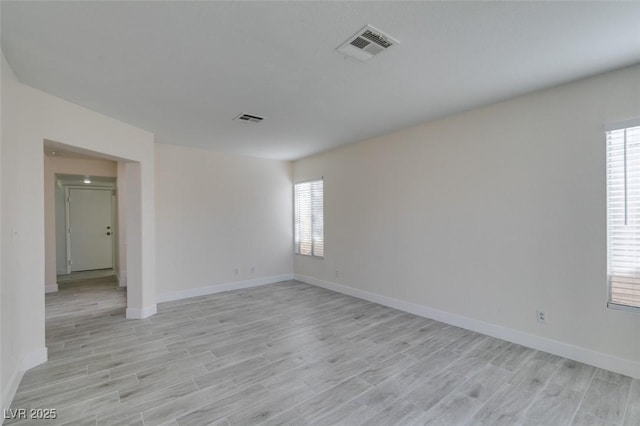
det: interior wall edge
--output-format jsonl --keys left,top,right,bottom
{"left": 115, "top": 269, "right": 127, "bottom": 287}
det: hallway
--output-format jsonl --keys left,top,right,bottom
{"left": 48, "top": 271, "right": 125, "bottom": 320}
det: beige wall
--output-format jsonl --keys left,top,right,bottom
{"left": 44, "top": 156, "right": 117, "bottom": 290}
{"left": 294, "top": 64, "right": 640, "bottom": 377}
{"left": 154, "top": 143, "right": 293, "bottom": 300}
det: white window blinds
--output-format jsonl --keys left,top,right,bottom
{"left": 294, "top": 179, "right": 324, "bottom": 258}
{"left": 607, "top": 124, "right": 640, "bottom": 310}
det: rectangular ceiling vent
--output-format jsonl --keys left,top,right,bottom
{"left": 234, "top": 113, "right": 264, "bottom": 123}
{"left": 337, "top": 25, "right": 399, "bottom": 61}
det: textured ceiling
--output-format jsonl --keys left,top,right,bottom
{"left": 3, "top": 1, "right": 640, "bottom": 160}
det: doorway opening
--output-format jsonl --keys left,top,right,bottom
{"left": 43, "top": 138, "right": 155, "bottom": 321}
{"left": 59, "top": 176, "right": 117, "bottom": 274}
{"left": 44, "top": 144, "right": 130, "bottom": 320}
{"left": 66, "top": 186, "right": 112, "bottom": 272}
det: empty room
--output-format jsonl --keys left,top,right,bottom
{"left": 1, "top": 1, "right": 639, "bottom": 425}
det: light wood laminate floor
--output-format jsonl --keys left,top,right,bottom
{"left": 8, "top": 278, "right": 639, "bottom": 425}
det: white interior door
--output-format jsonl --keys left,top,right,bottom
{"left": 68, "top": 188, "right": 113, "bottom": 271}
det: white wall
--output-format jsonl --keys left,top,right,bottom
{"left": 1, "top": 52, "right": 47, "bottom": 413}
{"left": 55, "top": 181, "right": 65, "bottom": 274}
{"left": 44, "top": 156, "right": 117, "bottom": 290}
{"left": 117, "top": 162, "right": 127, "bottom": 287}
{"left": 155, "top": 143, "right": 293, "bottom": 301}
{"left": 0, "top": 38, "right": 4, "bottom": 416}
{"left": 1, "top": 51, "right": 155, "bottom": 412}
{"left": 294, "top": 64, "right": 640, "bottom": 378}
{"left": 38, "top": 87, "right": 156, "bottom": 320}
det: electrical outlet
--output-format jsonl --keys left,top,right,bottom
{"left": 536, "top": 310, "right": 546, "bottom": 324}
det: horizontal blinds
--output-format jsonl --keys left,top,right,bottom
{"left": 294, "top": 179, "right": 324, "bottom": 257}
{"left": 311, "top": 180, "right": 324, "bottom": 257}
{"left": 607, "top": 125, "right": 640, "bottom": 309}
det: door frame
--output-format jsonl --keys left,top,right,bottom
{"left": 64, "top": 185, "right": 115, "bottom": 274}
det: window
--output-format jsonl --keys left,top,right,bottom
{"left": 294, "top": 179, "right": 324, "bottom": 258}
{"left": 607, "top": 122, "right": 640, "bottom": 310}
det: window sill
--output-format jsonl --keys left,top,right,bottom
{"left": 295, "top": 253, "right": 324, "bottom": 260}
{"left": 607, "top": 302, "right": 640, "bottom": 314}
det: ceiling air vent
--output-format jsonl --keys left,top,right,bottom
{"left": 234, "top": 113, "right": 264, "bottom": 123}
{"left": 337, "top": 25, "right": 399, "bottom": 61}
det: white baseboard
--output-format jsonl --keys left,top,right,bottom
{"left": 294, "top": 273, "right": 640, "bottom": 380}
{"left": 45, "top": 284, "right": 58, "bottom": 293}
{"left": 117, "top": 269, "right": 127, "bottom": 287}
{"left": 1, "top": 348, "right": 47, "bottom": 422}
{"left": 126, "top": 304, "right": 157, "bottom": 319}
{"left": 1, "top": 367, "right": 23, "bottom": 423}
{"left": 156, "top": 273, "right": 295, "bottom": 304}
{"left": 21, "top": 347, "right": 48, "bottom": 371}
